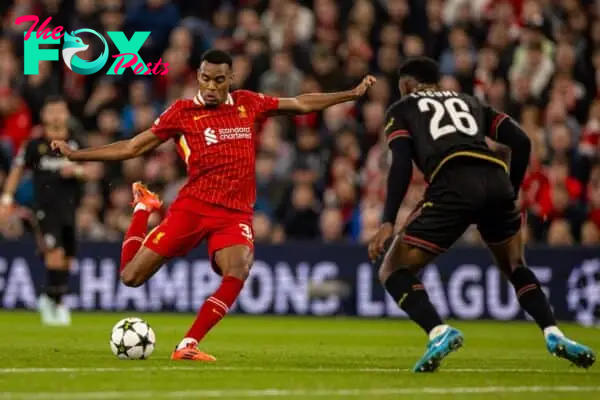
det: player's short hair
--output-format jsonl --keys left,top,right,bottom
{"left": 200, "top": 49, "right": 233, "bottom": 68}
{"left": 43, "top": 95, "right": 67, "bottom": 107}
{"left": 398, "top": 57, "right": 441, "bottom": 85}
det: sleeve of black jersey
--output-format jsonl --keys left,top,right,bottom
{"left": 482, "top": 103, "right": 509, "bottom": 141}
{"left": 12, "top": 141, "right": 36, "bottom": 169}
{"left": 482, "top": 103, "right": 531, "bottom": 193}
{"left": 383, "top": 103, "right": 411, "bottom": 148}
{"left": 382, "top": 138, "right": 413, "bottom": 224}
{"left": 494, "top": 116, "right": 531, "bottom": 194}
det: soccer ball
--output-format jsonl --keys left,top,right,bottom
{"left": 109, "top": 317, "right": 156, "bottom": 360}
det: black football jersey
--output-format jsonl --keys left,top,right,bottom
{"left": 13, "top": 135, "right": 83, "bottom": 209}
{"left": 384, "top": 90, "right": 508, "bottom": 182}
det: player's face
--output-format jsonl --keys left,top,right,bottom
{"left": 42, "top": 101, "right": 69, "bottom": 134}
{"left": 197, "top": 62, "right": 233, "bottom": 107}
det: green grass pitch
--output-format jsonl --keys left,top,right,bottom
{"left": 0, "top": 312, "right": 598, "bottom": 399}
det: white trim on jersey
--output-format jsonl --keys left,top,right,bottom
{"left": 194, "top": 92, "right": 234, "bottom": 106}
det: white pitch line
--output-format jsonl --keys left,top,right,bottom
{"left": 0, "top": 366, "right": 594, "bottom": 374}
{"left": 1, "top": 386, "right": 599, "bottom": 400}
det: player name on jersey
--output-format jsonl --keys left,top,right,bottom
{"left": 409, "top": 90, "right": 459, "bottom": 98}
{"left": 384, "top": 90, "right": 506, "bottom": 183}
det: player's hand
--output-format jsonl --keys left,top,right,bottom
{"left": 353, "top": 75, "right": 377, "bottom": 98}
{"left": 0, "top": 203, "right": 13, "bottom": 222}
{"left": 368, "top": 222, "right": 394, "bottom": 262}
{"left": 51, "top": 140, "right": 74, "bottom": 159}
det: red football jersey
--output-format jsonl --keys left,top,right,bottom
{"left": 151, "top": 90, "right": 279, "bottom": 213}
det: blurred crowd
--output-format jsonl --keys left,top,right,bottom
{"left": 1, "top": 0, "right": 600, "bottom": 247}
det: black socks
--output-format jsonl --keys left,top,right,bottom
{"left": 45, "top": 269, "right": 70, "bottom": 304}
{"left": 383, "top": 265, "right": 557, "bottom": 335}
{"left": 509, "top": 266, "right": 557, "bottom": 330}
{"left": 384, "top": 269, "right": 443, "bottom": 334}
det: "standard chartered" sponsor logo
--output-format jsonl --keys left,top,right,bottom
{"left": 219, "top": 127, "right": 252, "bottom": 140}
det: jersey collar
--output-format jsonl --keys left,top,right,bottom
{"left": 194, "top": 92, "right": 234, "bottom": 106}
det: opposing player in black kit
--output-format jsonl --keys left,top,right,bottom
{"left": 368, "top": 58, "right": 596, "bottom": 372}
{"left": 1, "top": 96, "right": 95, "bottom": 326}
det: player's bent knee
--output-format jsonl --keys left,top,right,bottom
{"left": 214, "top": 245, "right": 253, "bottom": 280}
{"left": 219, "top": 257, "right": 251, "bottom": 280}
{"left": 120, "top": 268, "right": 144, "bottom": 287}
{"left": 378, "top": 264, "right": 394, "bottom": 285}
{"left": 120, "top": 247, "right": 166, "bottom": 287}
{"left": 378, "top": 250, "right": 400, "bottom": 284}
{"left": 378, "top": 240, "right": 431, "bottom": 284}
{"left": 225, "top": 261, "right": 250, "bottom": 280}
{"left": 378, "top": 248, "right": 404, "bottom": 284}
{"left": 120, "top": 260, "right": 148, "bottom": 287}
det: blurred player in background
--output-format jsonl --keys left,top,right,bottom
{"left": 369, "top": 57, "right": 596, "bottom": 372}
{"left": 52, "top": 49, "right": 375, "bottom": 361}
{"left": 1, "top": 96, "right": 97, "bottom": 326}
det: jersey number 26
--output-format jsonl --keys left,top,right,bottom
{"left": 418, "top": 98, "right": 478, "bottom": 140}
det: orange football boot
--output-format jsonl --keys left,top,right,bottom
{"left": 171, "top": 343, "right": 217, "bottom": 362}
{"left": 131, "top": 181, "right": 162, "bottom": 211}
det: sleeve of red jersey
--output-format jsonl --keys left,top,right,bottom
{"left": 151, "top": 101, "right": 181, "bottom": 141}
{"left": 247, "top": 90, "right": 280, "bottom": 115}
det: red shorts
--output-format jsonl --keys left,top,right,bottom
{"left": 143, "top": 198, "right": 254, "bottom": 261}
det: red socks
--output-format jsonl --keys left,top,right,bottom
{"left": 120, "top": 209, "right": 150, "bottom": 272}
{"left": 122, "top": 208, "right": 245, "bottom": 343}
{"left": 184, "top": 276, "right": 245, "bottom": 342}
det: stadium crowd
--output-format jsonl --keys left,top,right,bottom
{"left": 1, "top": 0, "right": 600, "bottom": 247}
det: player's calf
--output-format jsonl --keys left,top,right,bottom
{"left": 487, "top": 234, "right": 596, "bottom": 368}
{"left": 487, "top": 234, "right": 558, "bottom": 333}
{"left": 378, "top": 239, "right": 443, "bottom": 334}
{"left": 37, "top": 247, "right": 71, "bottom": 326}
{"left": 173, "top": 245, "right": 251, "bottom": 360}
{"left": 44, "top": 248, "right": 70, "bottom": 304}
{"left": 214, "top": 244, "right": 253, "bottom": 279}
{"left": 377, "top": 238, "right": 462, "bottom": 371}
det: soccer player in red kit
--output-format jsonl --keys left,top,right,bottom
{"left": 52, "top": 49, "right": 376, "bottom": 361}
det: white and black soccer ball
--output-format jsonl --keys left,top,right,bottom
{"left": 110, "top": 317, "right": 156, "bottom": 360}
{"left": 567, "top": 259, "right": 600, "bottom": 327}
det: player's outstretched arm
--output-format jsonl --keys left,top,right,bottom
{"left": 277, "top": 75, "right": 376, "bottom": 114}
{"left": 51, "top": 130, "right": 163, "bottom": 162}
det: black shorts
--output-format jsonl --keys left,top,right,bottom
{"left": 34, "top": 207, "right": 77, "bottom": 257}
{"left": 402, "top": 158, "right": 521, "bottom": 254}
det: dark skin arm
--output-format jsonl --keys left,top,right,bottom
{"left": 277, "top": 75, "right": 376, "bottom": 114}
{"left": 50, "top": 130, "right": 163, "bottom": 161}
{"left": 52, "top": 76, "right": 376, "bottom": 158}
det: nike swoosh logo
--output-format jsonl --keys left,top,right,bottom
{"left": 194, "top": 115, "right": 209, "bottom": 121}
{"left": 212, "top": 309, "right": 224, "bottom": 317}
{"left": 432, "top": 331, "right": 450, "bottom": 347}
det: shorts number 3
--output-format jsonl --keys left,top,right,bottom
{"left": 239, "top": 223, "right": 253, "bottom": 241}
